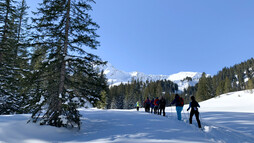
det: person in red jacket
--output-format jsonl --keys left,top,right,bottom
{"left": 154, "top": 97, "right": 159, "bottom": 114}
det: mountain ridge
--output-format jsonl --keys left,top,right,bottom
{"left": 101, "top": 63, "right": 204, "bottom": 91}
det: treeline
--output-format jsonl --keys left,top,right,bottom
{"left": 0, "top": 0, "right": 107, "bottom": 129}
{"left": 184, "top": 58, "right": 254, "bottom": 101}
{"left": 103, "top": 79, "right": 178, "bottom": 109}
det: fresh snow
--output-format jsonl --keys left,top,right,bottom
{"left": 101, "top": 63, "right": 203, "bottom": 91}
{"left": 0, "top": 89, "right": 254, "bottom": 143}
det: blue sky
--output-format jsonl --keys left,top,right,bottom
{"left": 27, "top": 0, "right": 254, "bottom": 75}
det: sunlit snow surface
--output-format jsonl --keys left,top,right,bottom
{"left": 0, "top": 90, "right": 254, "bottom": 143}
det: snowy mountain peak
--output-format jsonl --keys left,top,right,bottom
{"left": 101, "top": 63, "right": 204, "bottom": 91}
{"left": 130, "top": 71, "right": 139, "bottom": 77}
{"left": 167, "top": 72, "right": 202, "bottom": 81}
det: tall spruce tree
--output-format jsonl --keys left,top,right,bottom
{"left": 29, "top": 0, "right": 106, "bottom": 128}
{"left": 196, "top": 72, "right": 209, "bottom": 101}
{"left": 13, "top": 0, "right": 31, "bottom": 113}
{"left": 224, "top": 77, "right": 232, "bottom": 93}
{"left": 0, "top": 0, "right": 30, "bottom": 114}
{"left": 155, "top": 82, "right": 162, "bottom": 98}
{"left": 0, "top": 0, "right": 15, "bottom": 114}
{"left": 247, "top": 79, "right": 254, "bottom": 93}
{"left": 216, "top": 80, "right": 225, "bottom": 96}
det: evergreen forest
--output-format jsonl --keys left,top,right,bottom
{"left": 0, "top": 0, "right": 108, "bottom": 129}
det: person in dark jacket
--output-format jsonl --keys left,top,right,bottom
{"left": 159, "top": 96, "right": 166, "bottom": 116}
{"left": 170, "top": 94, "right": 184, "bottom": 120}
{"left": 187, "top": 96, "right": 201, "bottom": 128}
{"left": 144, "top": 97, "right": 150, "bottom": 112}
{"left": 150, "top": 98, "right": 155, "bottom": 113}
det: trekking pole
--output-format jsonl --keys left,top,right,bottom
{"left": 188, "top": 109, "right": 190, "bottom": 118}
{"left": 182, "top": 107, "right": 188, "bottom": 121}
{"left": 199, "top": 110, "right": 203, "bottom": 125}
{"left": 170, "top": 105, "right": 172, "bottom": 117}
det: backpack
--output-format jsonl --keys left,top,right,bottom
{"left": 151, "top": 99, "right": 154, "bottom": 106}
{"left": 154, "top": 99, "right": 159, "bottom": 106}
{"left": 145, "top": 99, "right": 150, "bottom": 105}
{"left": 179, "top": 97, "right": 184, "bottom": 106}
{"left": 160, "top": 98, "right": 166, "bottom": 106}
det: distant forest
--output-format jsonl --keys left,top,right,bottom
{"left": 100, "top": 58, "right": 254, "bottom": 109}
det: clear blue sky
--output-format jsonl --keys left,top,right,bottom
{"left": 27, "top": 0, "right": 254, "bottom": 75}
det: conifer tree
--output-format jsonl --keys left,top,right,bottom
{"left": 95, "top": 90, "right": 107, "bottom": 109}
{"left": 0, "top": 0, "right": 30, "bottom": 114}
{"left": 207, "top": 76, "right": 215, "bottom": 97}
{"left": 110, "top": 97, "right": 117, "bottom": 109}
{"left": 29, "top": 0, "right": 106, "bottom": 128}
{"left": 224, "top": 77, "right": 232, "bottom": 93}
{"left": 155, "top": 82, "right": 162, "bottom": 98}
{"left": 216, "top": 81, "right": 225, "bottom": 96}
{"left": 247, "top": 79, "right": 254, "bottom": 93}
{"left": 0, "top": 0, "right": 17, "bottom": 114}
{"left": 196, "top": 72, "right": 209, "bottom": 101}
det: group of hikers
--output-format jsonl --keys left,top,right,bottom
{"left": 136, "top": 94, "right": 202, "bottom": 128}
{"left": 141, "top": 96, "right": 167, "bottom": 116}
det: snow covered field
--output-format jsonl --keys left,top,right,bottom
{"left": 0, "top": 90, "right": 254, "bottom": 143}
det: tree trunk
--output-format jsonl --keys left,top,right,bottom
{"left": 57, "top": 0, "right": 71, "bottom": 109}
{"left": 15, "top": 0, "right": 25, "bottom": 58}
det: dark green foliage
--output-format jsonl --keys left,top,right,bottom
{"left": 213, "top": 58, "right": 254, "bottom": 94}
{"left": 247, "top": 78, "right": 254, "bottom": 91}
{"left": 187, "top": 58, "right": 254, "bottom": 102}
{"left": 95, "top": 90, "right": 108, "bottom": 109}
{"left": 196, "top": 73, "right": 210, "bottom": 101}
{"left": 224, "top": 77, "right": 231, "bottom": 93}
{"left": 182, "top": 83, "right": 198, "bottom": 103}
{"left": 0, "top": 0, "right": 108, "bottom": 130}
{"left": 0, "top": 0, "right": 30, "bottom": 114}
{"left": 0, "top": 0, "right": 18, "bottom": 114}
{"left": 26, "top": 0, "right": 107, "bottom": 129}
{"left": 182, "top": 76, "right": 192, "bottom": 82}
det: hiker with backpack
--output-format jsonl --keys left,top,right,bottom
{"left": 170, "top": 94, "right": 184, "bottom": 120}
{"left": 144, "top": 97, "right": 151, "bottom": 112}
{"left": 159, "top": 96, "right": 166, "bottom": 116}
{"left": 150, "top": 98, "right": 155, "bottom": 113}
{"left": 187, "top": 96, "right": 201, "bottom": 128}
{"left": 154, "top": 97, "right": 159, "bottom": 114}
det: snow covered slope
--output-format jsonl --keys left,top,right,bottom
{"left": 101, "top": 63, "right": 203, "bottom": 91}
{"left": 0, "top": 89, "right": 254, "bottom": 143}
{"left": 200, "top": 90, "right": 254, "bottom": 113}
{"left": 198, "top": 90, "right": 254, "bottom": 140}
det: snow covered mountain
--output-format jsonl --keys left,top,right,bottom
{"left": 101, "top": 63, "right": 203, "bottom": 91}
